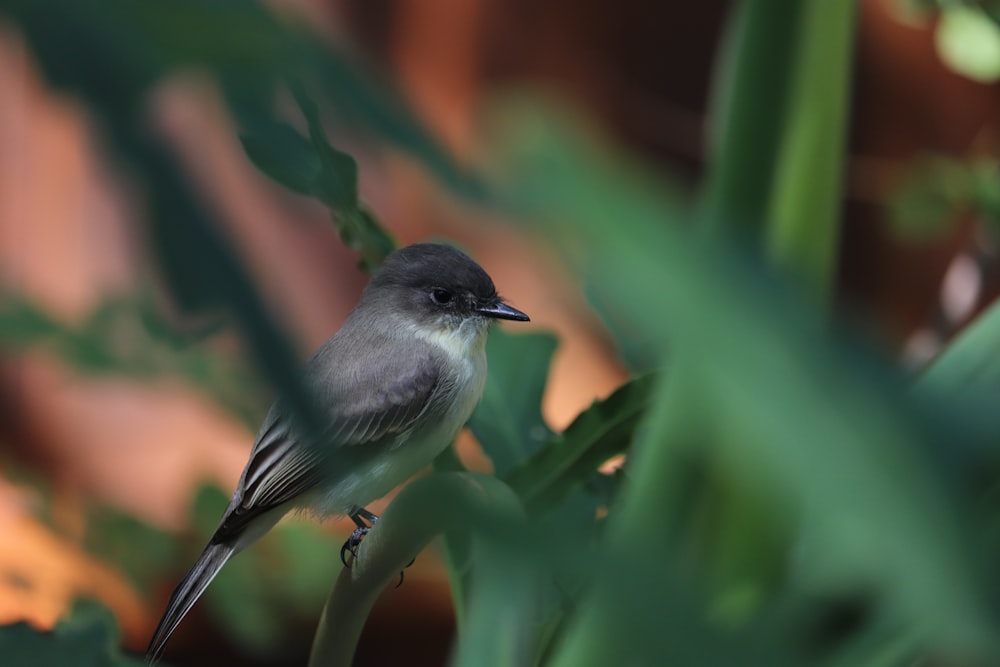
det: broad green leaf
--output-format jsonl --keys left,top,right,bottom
{"left": 584, "top": 282, "right": 659, "bottom": 372}
{"left": 0, "top": 601, "right": 144, "bottom": 667}
{"left": 267, "top": 523, "right": 342, "bottom": 614}
{"left": 0, "top": 294, "right": 62, "bottom": 345}
{"left": 489, "top": 100, "right": 997, "bottom": 660}
{"left": 239, "top": 119, "right": 321, "bottom": 196}
{"left": 469, "top": 329, "right": 557, "bottom": 476}
{"left": 84, "top": 506, "right": 180, "bottom": 593}
{"left": 914, "top": 295, "right": 1000, "bottom": 405}
{"left": 292, "top": 84, "right": 359, "bottom": 210}
{"left": 503, "top": 374, "right": 655, "bottom": 511}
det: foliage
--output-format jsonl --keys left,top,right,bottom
{"left": 1, "top": 1, "right": 1000, "bottom": 667}
{"left": 888, "top": 154, "right": 1000, "bottom": 241}
{"left": 0, "top": 601, "right": 144, "bottom": 667}
{"left": 0, "top": 291, "right": 269, "bottom": 428}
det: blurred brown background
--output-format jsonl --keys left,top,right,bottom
{"left": 2, "top": 0, "right": 998, "bottom": 664}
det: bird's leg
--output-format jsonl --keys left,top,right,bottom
{"left": 339, "top": 507, "right": 417, "bottom": 586}
{"left": 340, "top": 507, "right": 379, "bottom": 567}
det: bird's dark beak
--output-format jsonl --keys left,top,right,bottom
{"left": 477, "top": 300, "right": 530, "bottom": 322}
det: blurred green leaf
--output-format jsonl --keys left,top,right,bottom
{"left": 85, "top": 506, "right": 180, "bottom": 594}
{"left": 268, "top": 523, "right": 342, "bottom": 614}
{"left": 291, "top": 83, "right": 359, "bottom": 211}
{"left": 0, "top": 601, "right": 143, "bottom": 667}
{"left": 701, "top": 0, "right": 805, "bottom": 236}
{"left": 584, "top": 281, "right": 660, "bottom": 372}
{"left": 450, "top": 543, "right": 542, "bottom": 667}
{"left": 887, "top": 155, "right": 971, "bottom": 241}
{"left": 190, "top": 484, "right": 231, "bottom": 538}
{"left": 239, "top": 118, "right": 322, "bottom": 196}
{"left": 913, "top": 294, "right": 1000, "bottom": 405}
{"left": 0, "top": 293, "right": 62, "bottom": 343}
{"left": 970, "top": 159, "right": 1000, "bottom": 221}
{"left": 469, "top": 329, "right": 558, "bottom": 476}
{"left": 0, "top": 292, "right": 268, "bottom": 428}
{"left": 766, "top": 0, "right": 856, "bottom": 299}
{"left": 489, "top": 99, "right": 998, "bottom": 661}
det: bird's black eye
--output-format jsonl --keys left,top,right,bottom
{"left": 430, "top": 288, "right": 453, "bottom": 305}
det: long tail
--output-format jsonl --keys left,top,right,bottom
{"left": 145, "top": 542, "right": 235, "bottom": 664}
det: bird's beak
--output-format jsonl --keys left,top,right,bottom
{"left": 476, "top": 300, "right": 530, "bottom": 322}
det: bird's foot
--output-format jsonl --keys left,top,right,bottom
{"left": 339, "top": 507, "right": 416, "bottom": 586}
{"left": 341, "top": 507, "right": 379, "bottom": 567}
{"left": 339, "top": 525, "right": 371, "bottom": 567}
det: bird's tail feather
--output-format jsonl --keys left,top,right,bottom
{"left": 145, "top": 542, "right": 235, "bottom": 664}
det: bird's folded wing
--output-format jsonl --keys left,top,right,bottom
{"left": 212, "top": 350, "right": 440, "bottom": 541}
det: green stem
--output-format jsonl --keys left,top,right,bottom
{"left": 766, "top": 0, "right": 857, "bottom": 301}
{"left": 308, "top": 472, "right": 523, "bottom": 667}
{"left": 546, "top": 364, "right": 704, "bottom": 667}
{"left": 701, "top": 0, "right": 806, "bottom": 236}
{"left": 432, "top": 446, "right": 472, "bottom": 630}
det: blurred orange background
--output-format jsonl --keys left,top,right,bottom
{"left": 2, "top": 0, "right": 999, "bottom": 664}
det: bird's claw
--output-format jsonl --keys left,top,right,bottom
{"left": 340, "top": 525, "right": 370, "bottom": 567}
{"left": 394, "top": 556, "right": 417, "bottom": 588}
{"left": 340, "top": 508, "right": 416, "bottom": 584}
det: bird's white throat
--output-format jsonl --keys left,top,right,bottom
{"left": 397, "top": 314, "right": 490, "bottom": 360}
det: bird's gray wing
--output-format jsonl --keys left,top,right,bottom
{"left": 212, "top": 339, "right": 441, "bottom": 542}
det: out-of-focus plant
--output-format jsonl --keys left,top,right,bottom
{"left": 888, "top": 154, "right": 1000, "bottom": 240}
{"left": 0, "top": 601, "right": 145, "bottom": 667}
{"left": 0, "top": 292, "right": 269, "bottom": 427}
{"left": 2, "top": 1, "right": 1000, "bottom": 667}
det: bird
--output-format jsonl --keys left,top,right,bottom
{"left": 145, "top": 242, "right": 529, "bottom": 662}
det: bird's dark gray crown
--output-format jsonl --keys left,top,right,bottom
{"left": 370, "top": 243, "right": 497, "bottom": 300}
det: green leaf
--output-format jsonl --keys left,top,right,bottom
{"left": 0, "top": 601, "right": 144, "bottom": 667}
{"left": 469, "top": 329, "right": 557, "bottom": 476}
{"left": 489, "top": 99, "right": 997, "bottom": 660}
{"left": 84, "top": 506, "right": 180, "bottom": 593}
{"left": 239, "top": 119, "right": 321, "bottom": 196}
{"left": 269, "top": 522, "right": 341, "bottom": 614}
{"left": 503, "top": 374, "right": 655, "bottom": 511}
{"left": 0, "top": 293, "right": 62, "bottom": 345}
{"left": 292, "top": 84, "right": 359, "bottom": 210}
{"left": 970, "top": 159, "right": 1000, "bottom": 222}
{"left": 584, "top": 281, "right": 660, "bottom": 372}
{"left": 886, "top": 155, "right": 970, "bottom": 241}
{"left": 913, "top": 295, "right": 1000, "bottom": 406}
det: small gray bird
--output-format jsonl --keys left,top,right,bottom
{"left": 146, "top": 243, "right": 529, "bottom": 662}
